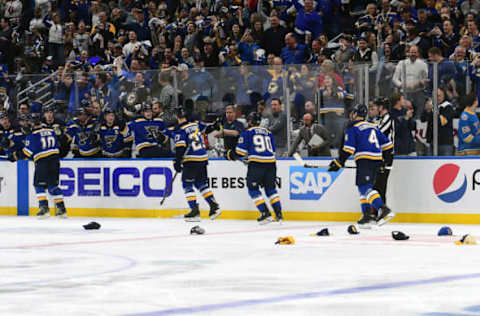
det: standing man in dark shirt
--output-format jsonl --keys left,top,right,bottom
{"left": 214, "top": 105, "right": 245, "bottom": 151}
{"left": 262, "top": 15, "right": 288, "bottom": 57}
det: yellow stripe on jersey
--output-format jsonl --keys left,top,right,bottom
{"left": 354, "top": 155, "right": 383, "bottom": 161}
{"left": 464, "top": 135, "right": 474, "bottom": 143}
{"left": 183, "top": 157, "right": 208, "bottom": 162}
{"left": 249, "top": 158, "right": 276, "bottom": 163}
{"left": 368, "top": 193, "right": 381, "bottom": 204}
{"left": 382, "top": 143, "right": 393, "bottom": 151}
{"left": 33, "top": 150, "right": 60, "bottom": 162}
{"left": 343, "top": 147, "right": 355, "bottom": 154}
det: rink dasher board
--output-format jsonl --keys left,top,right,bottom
{"left": 2, "top": 157, "right": 479, "bottom": 224}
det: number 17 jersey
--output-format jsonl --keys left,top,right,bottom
{"left": 235, "top": 127, "right": 276, "bottom": 163}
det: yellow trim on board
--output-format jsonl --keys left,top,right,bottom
{"left": 0, "top": 207, "right": 17, "bottom": 216}
{"left": 22, "top": 208, "right": 480, "bottom": 224}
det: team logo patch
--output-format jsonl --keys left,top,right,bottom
{"left": 433, "top": 164, "right": 467, "bottom": 203}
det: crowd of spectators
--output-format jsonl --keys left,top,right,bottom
{"left": 1, "top": 0, "right": 480, "bottom": 159}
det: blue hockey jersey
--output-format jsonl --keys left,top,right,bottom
{"left": 23, "top": 128, "right": 60, "bottom": 162}
{"left": 458, "top": 109, "right": 480, "bottom": 155}
{"left": 342, "top": 120, "right": 393, "bottom": 161}
{"left": 235, "top": 127, "right": 276, "bottom": 163}
{"left": 174, "top": 121, "right": 208, "bottom": 163}
{"left": 128, "top": 117, "right": 168, "bottom": 151}
{"left": 99, "top": 123, "right": 130, "bottom": 157}
{"left": 0, "top": 126, "right": 25, "bottom": 156}
{"left": 66, "top": 118, "right": 101, "bottom": 156}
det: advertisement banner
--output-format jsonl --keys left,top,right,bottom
{"left": 0, "top": 160, "right": 18, "bottom": 215}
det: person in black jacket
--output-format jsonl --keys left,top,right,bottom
{"left": 421, "top": 88, "right": 455, "bottom": 156}
{"left": 261, "top": 15, "right": 288, "bottom": 57}
{"left": 390, "top": 93, "right": 416, "bottom": 155}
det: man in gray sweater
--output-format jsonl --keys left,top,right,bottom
{"left": 268, "top": 98, "right": 288, "bottom": 156}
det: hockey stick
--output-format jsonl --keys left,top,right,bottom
{"left": 160, "top": 129, "right": 200, "bottom": 206}
{"left": 292, "top": 153, "right": 356, "bottom": 169}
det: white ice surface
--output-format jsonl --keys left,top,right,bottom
{"left": 0, "top": 217, "right": 479, "bottom": 316}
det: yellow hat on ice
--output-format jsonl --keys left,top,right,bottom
{"left": 455, "top": 234, "right": 477, "bottom": 245}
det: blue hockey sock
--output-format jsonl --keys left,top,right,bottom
{"left": 248, "top": 189, "right": 267, "bottom": 214}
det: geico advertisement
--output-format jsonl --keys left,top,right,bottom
{"left": 27, "top": 159, "right": 362, "bottom": 212}
{"left": 389, "top": 159, "right": 480, "bottom": 213}
{"left": 0, "top": 161, "right": 17, "bottom": 208}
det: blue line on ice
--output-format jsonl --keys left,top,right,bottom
{"left": 126, "top": 272, "right": 480, "bottom": 315}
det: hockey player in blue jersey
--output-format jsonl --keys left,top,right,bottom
{"left": 22, "top": 116, "right": 67, "bottom": 218}
{"left": 128, "top": 103, "right": 171, "bottom": 158}
{"left": 328, "top": 104, "right": 394, "bottom": 228}
{"left": 41, "top": 105, "right": 70, "bottom": 158}
{"left": 99, "top": 107, "right": 131, "bottom": 158}
{"left": 225, "top": 112, "right": 283, "bottom": 224}
{"left": 0, "top": 111, "right": 25, "bottom": 159}
{"left": 66, "top": 105, "right": 101, "bottom": 158}
{"left": 457, "top": 94, "right": 480, "bottom": 155}
{"left": 173, "top": 107, "right": 221, "bottom": 222}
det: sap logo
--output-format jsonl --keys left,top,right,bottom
{"left": 60, "top": 167, "right": 173, "bottom": 197}
{"left": 289, "top": 166, "right": 342, "bottom": 200}
{"left": 433, "top": 163, "right": 467, "bottom": 203}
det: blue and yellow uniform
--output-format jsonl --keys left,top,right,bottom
{"left": 173, "top": 120, "right": 218, "bottom": 215}
{"left": 330, "top": 105, "right": 393, "bottom": 222}
{"left": 0, "top": 126, "right": 25, "bottom": 157}
{"left": 458, "top": 109, "right": 480, "bottom": 155}
{"left": 22, "top": 127, "right": 66, "bottom": 214}
{"left": 128, "top": 117, "right": 170, "bottom": 158}
{"left": 99, "top": 122, "right": 130, "bottom": 158}
{"left": 67, "top": 118, "right": 101, "bottom": 158}
{"left": 227, "top": 113, "right": 283, "bottom": 223}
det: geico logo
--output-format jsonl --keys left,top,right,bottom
{"left": 289, "top": 166, "right": 342, "bottom": 200}
{"left": 59, "top": 167, "right": 173, "bottom": 197}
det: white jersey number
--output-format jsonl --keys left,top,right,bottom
{"left": 253, "top": 135, "right": 273, "bottom": 153}
{"left": 368, "top": 129, "right": 379, "bottom": 149}
{"left": 40, "top": 136, "right": 56, "bottom": 150}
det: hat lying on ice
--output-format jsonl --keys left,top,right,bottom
{"left": 275, "top": 236, "right": 295, "bottom": 245}
{"left": 83, "top": 222, "right": 101, "bottom": 230}
{"left": 190, "top": 225, "right": 205, "bottom": 235}
{"left": 392, "top": 231, "right": 409, "bottom": 240}
{"left": 347, "top": 225, "right": 359, "bottom": 235}
{"left": 455, "top": 234, "right": 477, "bottom": 245}
{"left": 310, "top": 228, "right": 330, "bottom": 236}
{"left": 438, "top": 226, "right": 453, "bottom": 236}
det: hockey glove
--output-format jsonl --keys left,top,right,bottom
{"left": 173, "top": 160, "right": 183, "bottom": 172}
{"left": 7, "top": 152, "right": 17, "bottom": 162}
{"left": 225, "top": 149, "right": 237, "bottom": 161}
{"left": 157, "top": 133, "right": 167, "bottom": 144}
{"left": 0, "top": 136, "right": 10, "bottom": 149}
{"left": 328, "top": 159, "right": 343, "bottom": 172}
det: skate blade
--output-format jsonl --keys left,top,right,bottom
{"left": 56, "top": 214, "right": 68, "bottom": 219}
{"left": 37, "top": 214, "right": 50, "bottom": 220}
{"left": 358, "top": 223, "right": 372, "bottom": 229}
{"left": 209, "top": 211, "right": 222, "bottom": 220}
{"left": 258, "top": 217, "right": 274, "bottom": 225}
{"left": 377, "top": 213, "right": 395, "bottom": 226}
{"left": 185, "top": 217, "right": 201, "bottom": 222}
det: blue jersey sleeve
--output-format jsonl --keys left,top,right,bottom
{"left": 174, "top": 130, "right": 187, "bottom": 148}
{"left": 22, "top": 134, "right": 35, "bottom": 158}
{"left": 342, "top": 127, "right": 356, "bottom": 154}
{"left": 235, "top": 130, "right": 249, "bottom": 157}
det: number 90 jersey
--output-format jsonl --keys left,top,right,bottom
{"left": 174, "top": 122, "right": 208, "bottom": 162}
{"left": 343, "top": 121, "right": 393, "bottom": 161}
{"left": 23, "top": 128, "right": 60, "bottom": 162}
{"left": 235, "top": 127, "right": 276, "bottom": 163}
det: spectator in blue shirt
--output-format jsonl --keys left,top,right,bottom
{"left": 291, "top": 0, "right": 323, "bottom": 41}
{"left": 427, "top": 47, "right": 457, "bottom": 93}
{"left": 281, "top": 33, "right": 309, "bottom": 65}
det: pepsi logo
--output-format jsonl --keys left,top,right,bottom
{"left": 433, "top": 164, "right": 467, "bottom": 203}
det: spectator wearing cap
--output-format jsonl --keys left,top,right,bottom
{"left": 281, "top": 33, "right": 309, "bottom": 65}
{"left": 43, "top": 11, "right": 65, "bottom": 67}
{"left": 123, "top": 8, "right": 151, "bottom": 42}
{"left": 261, "top": 15, "right": 288, "bottom": 57}
{"left": 334, "top": 34, "right": 355, "bottom": 70}
{"left": 392, "top": 45, "right": 428, "bottom": 118}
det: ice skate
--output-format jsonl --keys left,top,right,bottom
{"left": 257, "top": 211, "right": 273, "bottom": 225}
{"left": 208, "top": 202, "right": 221, "bottom": 220}
{"left": 37, "top": 205, "right": 50, "bottom": 219}
{"left": 184, "top": 205, "right": 200, "bottom": 222}
{"left": 56, "top": 205, "right": 67, "bottom": 218}
{"left": 357, "top": 213, "right": 376, "bottom": 229}
{"left": 376, "top": 205, "right": 395, "bottom": 226}
{"left": 274, "top": 210, "right": 283, "bottom": 223}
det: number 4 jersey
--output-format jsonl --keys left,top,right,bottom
{"left": 23, "top": 128, "right": 60, "bottom": 162}
{"left": 342, "top": 121, "right": 393, "bottom": 161}
{"left": 236, "top": 127, "right": 276, "bottom": 163}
